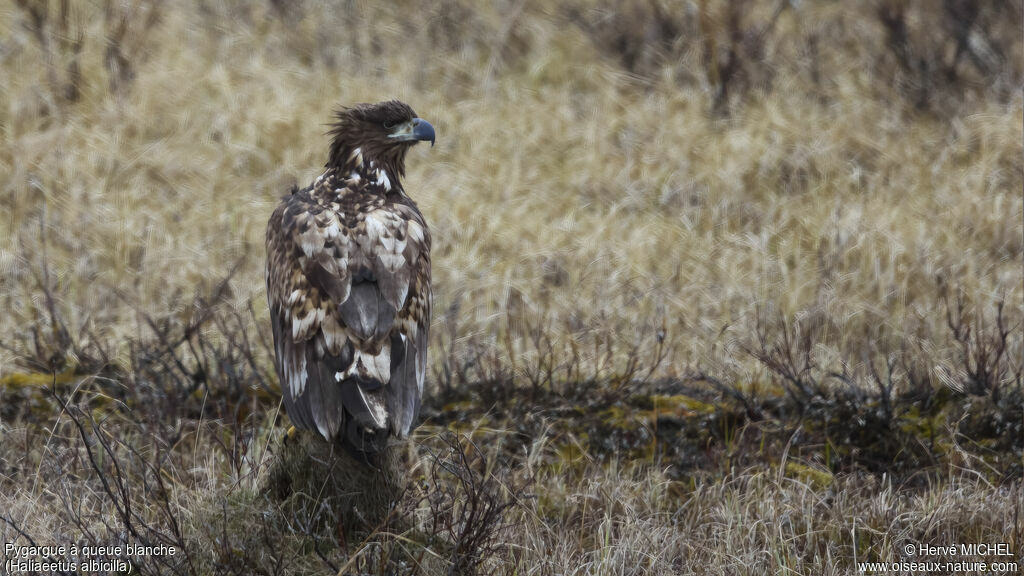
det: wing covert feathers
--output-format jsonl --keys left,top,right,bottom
{"left": 266, "top": 171, "right": 431, "bottom": 451}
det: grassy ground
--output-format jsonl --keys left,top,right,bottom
{"left": 1, "top": 1, "right": 1022, "bottom": 574}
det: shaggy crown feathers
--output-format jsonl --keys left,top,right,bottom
{"left": 327, "top": 100, "right": 419, "bottom": 179}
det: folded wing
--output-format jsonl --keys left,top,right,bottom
{"left": 266, "top": 189, "right": 431, "bottom": 451}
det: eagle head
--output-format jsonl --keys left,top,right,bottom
{"left": 327, "top": 100, "right": 435, "bottom": 181}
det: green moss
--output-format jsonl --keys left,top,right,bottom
{"left": 0, "top": 369, "right": 78, "bottom": 388}
{"left": 597, "top": 405, "right": 635, "bottom": 430}
{"left": 441, "top": 399, "right": 476, "bottom": 413}
{"left": 898, "top": 403, "right": 948, "bottom": 439}
{"left": 784, "top": 462, "right": 833, "bottom": 489}
{"left": 649, "top": 394, "right": 717, "bottom": 417}
{"left": 554, "top": 432, "right": 590, "bottom": 468}
{"left": 0, "top": 369, "right": 84, "bottom": 419}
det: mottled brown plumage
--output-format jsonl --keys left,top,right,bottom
{"left": 266, "top": 101, "right": 434, "bottom": 454}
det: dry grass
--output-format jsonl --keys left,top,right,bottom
{"left": 0, "top": 0, "right": 1022, "bottom": 574}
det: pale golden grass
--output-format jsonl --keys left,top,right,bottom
{"left": 503, "top": 459, "right": 1021, "bottom": 575}
{"left": 1, "top": 0, "right": 1022, "bottom": 573}
{"left": 2, "top": 1, "right": 1020, "bottom": 387}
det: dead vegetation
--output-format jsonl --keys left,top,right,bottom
{"left": 12, "top": 0, "right": 162, "bottom": 113}
{"left": 1, "top": 0, "right": 1022, "bottom": 574}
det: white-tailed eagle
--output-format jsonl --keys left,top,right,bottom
{"left": 266, "top": 101, "right": 435, "bottom": 454}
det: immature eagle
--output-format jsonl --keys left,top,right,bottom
{"left": 266, "top": 101, "right": 435, "bottom": 455}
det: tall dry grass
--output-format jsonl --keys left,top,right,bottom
{"left": 1, "top": 0, "right": 1020, "bottom": 391}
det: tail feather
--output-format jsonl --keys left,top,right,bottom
{"left": 339, "top": 379, "right": 388, "bottom": 430}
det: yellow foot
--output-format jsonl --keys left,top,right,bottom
{"left": 287, "top": 425, "right": 298, "bottom": 440}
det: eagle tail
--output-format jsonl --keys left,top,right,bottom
{"left": 322, "top": 370, "right": 389, "bottom": 455}
{"left": 315, "top": 341, "right": 395, "bottom": 454}
{"left": 383, "top": 326, "right": 424, "bottom": 438}
{"left": 306, "top": 347, "right": 347, "bottom": 440}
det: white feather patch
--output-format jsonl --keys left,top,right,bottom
{"left": 361, "top": 348, "right": 391, "bottom": 382}
{"left": 292, "top": 314, "right": 312, "bottom": 339}
{"left": 394, "top": 284, "right": 409, "bottom": 309}
{"left": 391, "top": 233, "right": 407, "bottom": 255}
{"left": 341, "top": 347, "right": 391, "bottom": 384}
{"left": 357, "top": 386, "right": 388, "bottom": 430}
{"left": 363, "top": 212, "right": 388, "bottom": 246}
{"left": 290, "top": 306, "right": 324, "bottom": 339}
{"left": 378, "top": 253, "right": 405, "bottom": 272}
{"left": 406, "top": 221, "right": 425, "bottom": 245}
{"left": 378, "top": 229, "right": 396, "bottom": 252}
{"left": 321, "top": 314, "right": 349, "bottom": 354}
{"left": 323, "top": 221, "right": 341, "bottom": 239}
{"left": 376, "top": 169, "right": 391, "bottom": 191}
{"left": 299, "top": 228, "right": 323, "bottom": 258}
{"left": 290, "top": 356, "right": 307, "bottom": 396}
{"left": 415, "top": 352, "right": 425, "bottom": 395}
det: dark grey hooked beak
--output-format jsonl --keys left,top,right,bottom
{"left": 389, "top": 117, "right": 436, "bottom": 147}
{"left": 412, "top": 118, "right": 435, "bottom": 147}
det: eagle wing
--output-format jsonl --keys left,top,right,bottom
{"left": 266, "top": 185, "right": 431, "bottom": 449}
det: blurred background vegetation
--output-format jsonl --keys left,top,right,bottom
{"left": 0, "top": 0, "right": 1022, "bottom": 574}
